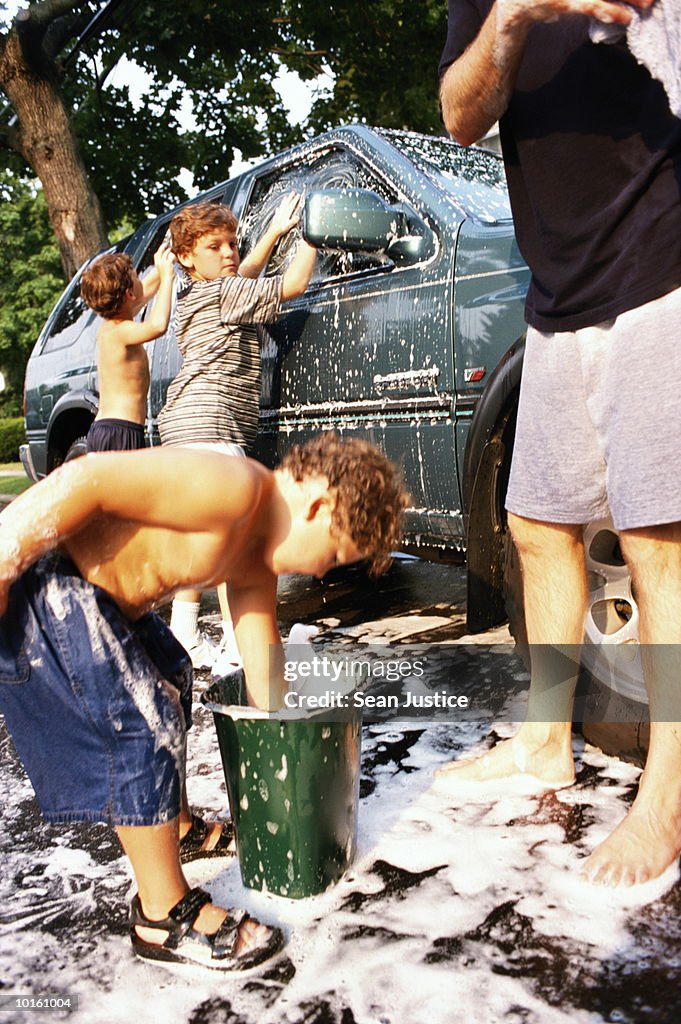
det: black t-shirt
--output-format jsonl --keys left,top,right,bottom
{"left": 440, "top": 1, "right": 681, "bottom": 331}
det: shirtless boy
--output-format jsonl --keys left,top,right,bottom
{"left": 79, "top": 242, "right": 176, "bottom": 452}
{"left": 0, "top": 433, "right": 407, "bottom": 970}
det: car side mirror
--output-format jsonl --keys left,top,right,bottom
{"left": 301, "top": 190, "right": 426, "bottom": 264}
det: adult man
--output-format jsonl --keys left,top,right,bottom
{"left": 438, "top": 0, "right": 681, "bottom": 887}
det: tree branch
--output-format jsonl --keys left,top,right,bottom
{"left": 271, "top": 47, "right": 328, "bottom": 59}
{"left": 14, "top": 0, "right": 82, "bottom": 74}
{"left": 21, "top": 0, "right": 84, "bottom": 29}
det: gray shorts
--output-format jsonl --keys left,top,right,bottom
{"left": 505, "top": 284, "right": 681, "bottom": 531}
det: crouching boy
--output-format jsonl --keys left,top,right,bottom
{"left": 0, "top": 434, "right": 407, "bottom": 971}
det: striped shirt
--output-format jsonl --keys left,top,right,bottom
{"left": 159, "top": 273, "right": 283, "bottom": 450}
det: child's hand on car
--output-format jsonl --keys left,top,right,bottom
{"left": 153, "top": 239, "right": 177, "bottom": 278}
{"left": 269, "top": 193, "right": 302, "bottom": 238}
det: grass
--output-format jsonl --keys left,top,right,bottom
{"left": 0, "top": 462, "right": 32, "bottom": 497}
{"left": 0, "top": 476, "right": 31, "bottom": 495}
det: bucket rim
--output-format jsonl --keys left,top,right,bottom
{"left": 200, "top": 693, "right": 361, "bottom": 724}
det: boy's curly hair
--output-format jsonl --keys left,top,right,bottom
{"left": 80, "top": 253, "right": 135, "bottom": 319}
{"left": 170, "top": 201, "right": 239, "bottom": 256}
{"left": 281, "top": 432, "right": 410, "bottom": 576}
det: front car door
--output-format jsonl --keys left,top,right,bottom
{"left": 235, "top": 133, "right": 463, "bottom": 538}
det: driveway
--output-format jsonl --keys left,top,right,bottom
{"left": 1, "top": 556, "right": 680, "bottom": 1024}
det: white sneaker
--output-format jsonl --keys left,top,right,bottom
{"left": 211, "top": 637, "right": 243, "bottom": 679}
{"left": 186, "top": 632, "right": 219, "bottom": 670}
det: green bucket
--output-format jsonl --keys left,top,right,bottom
{"left": 202, "top": 672, "right": 362, "bottom": 899}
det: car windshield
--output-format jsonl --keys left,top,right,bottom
{"left": 378, "top": 129, "right": 512, "bottom": 225}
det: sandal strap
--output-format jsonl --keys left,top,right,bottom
{"left": 130, "top": 886, "right": 212, "bottom": 944}
{"left": 178, "top": 813, "right": 209, "bottom": 855}
{"left": 168, "top": 887, "right": 212, "bottom": 928}
{"left": 209, "top": 910, "right": 248, "bottom": 959}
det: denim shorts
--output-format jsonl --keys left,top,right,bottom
{"left": 0, "top": 553, "right": 193, "bottom": 826}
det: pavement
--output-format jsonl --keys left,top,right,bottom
{"left": 1, "top": 556, "right": 681, "bottom": 1024}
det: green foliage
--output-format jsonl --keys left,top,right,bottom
{"left": 280, "top": 0, "right": 448, "bottom": 134}
{"left": 0, "top": 173, "right": 64, "bottom": 410}
{"left": 3, "top": 1, "right": 447, "bottom": 233}
{"left": 59, "top": 0, "right": 305, "bottom": 227}
{"left": 0, "top": 417, "right": 26, "bottom": 463}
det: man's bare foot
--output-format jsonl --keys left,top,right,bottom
{"left": 582, "top": 791, "right": 681, "bottom": 887}
{"left": 435, "top": 727, "right": 575, "bottom": 790}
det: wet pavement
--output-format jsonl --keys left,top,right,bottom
{"left": 1, "top": 556, "right": 681, "bottom": 1024}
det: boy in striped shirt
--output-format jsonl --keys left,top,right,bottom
{"left": 159, "top": 198, "right": 317, "bottom": 672}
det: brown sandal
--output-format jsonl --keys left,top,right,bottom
{"left": 179, "top": 813, "right": 236, "bottom": 863}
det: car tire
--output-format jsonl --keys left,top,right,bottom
{"left": 64, "top": 436, "right": 89, "bottom": 462}
{"left": 503, "top": 520, "right": 649, "bottom": 766}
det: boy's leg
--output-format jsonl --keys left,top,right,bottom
{"left": 169, "top": 589, "right": 218, "bottom": 669}
{"left": 169, "top": 588, "right": 203, "bottom": 645}
{"left": 116, "top": 819, "right": 266, "bottom": 953}
{"left": 216, "top": 582, "right": 242, "bottom": 670}
{"left": 178, "top": 780, "right": 235, "bottom": 855}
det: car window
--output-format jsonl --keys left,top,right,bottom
{"left": 239, "top": 148, "right": 398, "bottom": 285}
{"left": 40, "top": 276, "right": 93, "bottom": 354}
{"left": 136, "top": 221, "right": 172, "bottom": 277}
{"left": 378, "top": 128, "right": 513, "bottom": 225}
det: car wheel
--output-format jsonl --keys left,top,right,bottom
{"left": 64, "top": 436, "right": 89, "bottom": 462}
{"left": 579, "top": 518, "right": 648, "bottom": 764}
{"left": 503, "top": 518, "right": 649, "bottom": 765}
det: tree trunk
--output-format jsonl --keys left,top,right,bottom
{"left": 0, "top": 26, "right": 109, "bottom": 279}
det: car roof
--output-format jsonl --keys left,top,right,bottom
{"left": 252, "top": 123, "right": 513, "bottom": 226}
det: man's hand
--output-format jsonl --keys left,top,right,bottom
{"left": 497, "top": 0, "right": 653, "bottom": 34}
{"left": 441, "top": 0, "right": 655, "bottom": 146}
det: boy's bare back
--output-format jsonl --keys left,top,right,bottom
{"left": 63, "top": 450, "right": 273, "bottom": 617}
{"left": 0, "top": 436, "right": 406, "bottom": 709}
{"left": 96, "top": 322, "right": 150, "bottom": 424}
{"left": 80, "top": 243, "right": 176, "bottom": 427}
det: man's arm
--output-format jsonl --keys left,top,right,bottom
{"left": 240, "top": 193, "right": 301, "bottom": 279}
{"left": 441, "top": 0, "right": 646, "bottom": 146}
{"left": 228, "top": 574, "right": 286, "bottom": 711}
